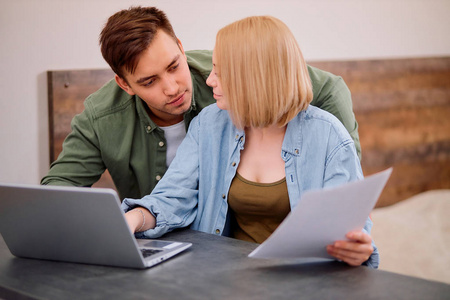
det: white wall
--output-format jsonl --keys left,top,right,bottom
{"left": 1, "top": 0, "right": 449, "bottom": 184}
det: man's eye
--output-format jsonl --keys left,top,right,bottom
{"left": 170, "top": 63, "right": 180, "bottom": 71}
{"left": 144, "top": 79, "right": 155, "bottom": 87}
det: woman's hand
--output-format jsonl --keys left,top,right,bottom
{"left": 326, "top": 230, "right": 374, "bottom": 266}
{"left": 124, "top": 208, "right": 156, "bottom": 233}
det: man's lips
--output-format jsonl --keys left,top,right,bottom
{"left": 167, "top": 92, "right": 185, "bottom": 106}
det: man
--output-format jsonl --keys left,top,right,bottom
{"left": 41, "top": 6, "right": 361, "bottom": 200}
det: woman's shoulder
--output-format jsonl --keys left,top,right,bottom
{"left": 188, "top": 104, "right": 238, "bottom": 145}
{"left": 300, "top": 105, "right": 352, "bottom": 139}
{"left": 188, "top": 104, "right": 233, "bottom": 134}
{"left": 197, "top": 104, "right": 229, "bottom": 123}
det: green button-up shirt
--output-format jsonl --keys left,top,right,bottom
{"left": 41, "top": 50, "right": 360, "bottom": 200}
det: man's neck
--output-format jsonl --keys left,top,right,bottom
{"left": 142, "top": 103, "right": 185, "bottom": 127}
{"left": 151, "top": 114, "right": 184, "bottom": 127}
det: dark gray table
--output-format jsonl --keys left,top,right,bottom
{"left": 0, "top": 229, "right": 449, "bottom": 300}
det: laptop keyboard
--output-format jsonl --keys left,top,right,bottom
{"left": 140, "top": 248, "right": 163, "bottom": 258}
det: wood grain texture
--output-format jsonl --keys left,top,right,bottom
{"left": 47, "top": 57, "right": 450, "bottom": 206}
{"left": 47, "top": 69, "right": 116, "bottom": 189}
{"left": 309, "top": 57, "right": 450, "bottom": 207}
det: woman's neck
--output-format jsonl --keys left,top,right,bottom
{"left": 238, "top": 124, "right": 287, "bottom": 183}
{"left": 245, "top": 124, "right": 287, "bottom": 140}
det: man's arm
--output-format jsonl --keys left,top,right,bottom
{"left": 41, "top": 107, "right": 105, "bottom": 187}
{"left": 308, "top": 65, "right": 361, "bottom": 160}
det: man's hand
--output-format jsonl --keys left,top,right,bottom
{"left": 326, "top": 230, "right": 374, "bottom": 266}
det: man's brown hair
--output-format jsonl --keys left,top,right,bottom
{"left": 99, "top": 6, "right": 178, "bottom": 80}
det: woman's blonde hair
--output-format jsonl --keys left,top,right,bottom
{"left": 215, "top": 16, "right": 313, "bottom": 129}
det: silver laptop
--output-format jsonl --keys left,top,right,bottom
{"left": 0, "top": 183, "right": 192, "bottom": 269}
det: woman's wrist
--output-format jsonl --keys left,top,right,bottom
{"left": 135, "top": 209, "right": 146, "bottom": 232}
{"left": 125, "top": 209, "right": 145, "bottom": 232}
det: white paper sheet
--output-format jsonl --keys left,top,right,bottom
{"left": 248, "top": 168, "right": 392, "bottom": 260}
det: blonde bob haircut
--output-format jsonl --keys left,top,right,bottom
{"left": 215, "top": 16, "right": 313, "bottom": 129}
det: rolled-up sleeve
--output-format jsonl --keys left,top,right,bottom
{"left": 121, "top": 117, "right": 202, "bottom": 238}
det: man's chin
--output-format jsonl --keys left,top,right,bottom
{"left": 166, "top": 102, "right": 190, "bottom": 117}
{"left": 179, "top": 98, "right": 192, "bottom": 112}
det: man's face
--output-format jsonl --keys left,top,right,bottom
{"left": 116, "top": 30, "right": 193, "bottom": 126}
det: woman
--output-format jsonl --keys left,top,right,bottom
{"left": 123, "top": 16, "right": 378, "bottom": 267}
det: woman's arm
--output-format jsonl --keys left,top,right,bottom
{"left": 120, "top": 115, "right": 203, "bottom": 238}
{"left": 125, "top": 208, "right": 156, "bottom": 233}
{"left": 323, "top": 140, "right": 379, "bottom": 267}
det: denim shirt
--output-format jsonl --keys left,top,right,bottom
{"left": 122, "top": 104, "right": 379, "bottom": 268}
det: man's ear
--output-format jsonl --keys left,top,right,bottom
{"left": 115, "top": 75, "right": 136, "bottom": 96}
{"left": 177, "top": 38, "right": 186, "bottom": 56}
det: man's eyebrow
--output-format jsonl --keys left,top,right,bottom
{"left": 167, "top": 54, "right": 180, "bottom": 69}
{"left": 136, "top": 54, "right": 180, "bottom": 85}
{"left": 136, "top": 74, "right": 156, "bottom": 85}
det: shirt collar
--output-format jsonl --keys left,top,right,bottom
{"left": 231, "top": 109, "right": 306, "bottom": 157}
{"left": 135, "top": 95, "right": 159, "bottom": 133}
{"left": 281, "top": 108, "right": 308, "bottom": 157}
{"left": 188, "top": 73, "right": 198, "bottom": 112}
{"left": 234, "top": 128, "right": 245, "bottom": 149}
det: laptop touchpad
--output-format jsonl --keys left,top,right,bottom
{"left": 144, "top": 240, "right": 180, "bottom": 249}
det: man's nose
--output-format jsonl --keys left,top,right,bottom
{"left": 163, "top": 75, "right": 179, "bottom": 96}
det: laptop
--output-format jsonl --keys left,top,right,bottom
{"left": 0, "top": 183, "right": 192, "bottom": 269}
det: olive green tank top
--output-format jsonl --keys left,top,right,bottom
{"left": 228, "top": 173, "right": 290, "bottom": 243}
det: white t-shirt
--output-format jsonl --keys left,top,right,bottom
{"left": 160, "top": 121, "right": 186, "bottom": 167}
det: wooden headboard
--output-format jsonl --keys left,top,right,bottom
{"left": 47, "top": 69, "right": 116, "bottom": 190}
{"left": 47, "top": 57, "right": 450, "bottom": 207}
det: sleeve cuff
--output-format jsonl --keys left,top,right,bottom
{"left": 121, "top": 197, "right": 170, "bottom": 239}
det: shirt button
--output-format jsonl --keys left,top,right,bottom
{"left": 215, "top": 229, "right": 221, "bottom": 234}
{"left": 156, "top": 175, "right": 162, "bottom": 181}
{"left": 222, "top": 194, "right": 226, "bottom": 199}
{"left": 295, "top": 149, "right": 299, "bottom": 154}
{"left": 147, "top": 125, "right": 152, "bottom": 131}
{"left": 159, "top": 141, "right": 164, "bottom": 147}
{"left": 231, "top": 162, "right": 236, "bottom": 167}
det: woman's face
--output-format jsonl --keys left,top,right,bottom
{"left": 206, "top": 49, "right": 228, "bottom": 110}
